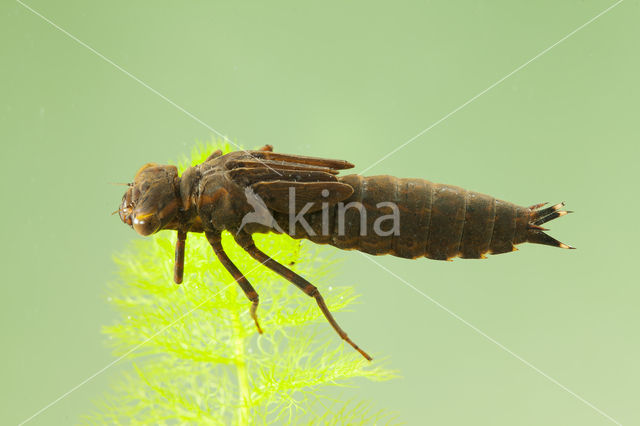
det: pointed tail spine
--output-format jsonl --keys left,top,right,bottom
{"left": 526, "top": 202, "right": 575, "bottom": 249}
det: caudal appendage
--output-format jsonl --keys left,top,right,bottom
{"left": 527, "top": 202, "right": 574, "bottom": 249}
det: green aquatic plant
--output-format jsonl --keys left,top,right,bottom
{"left": 85, "top": 141, "right": 396, "bottom": 425}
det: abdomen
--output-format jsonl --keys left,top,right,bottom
{"left": 293, "top": 174, "right": 531, "bottom": 260}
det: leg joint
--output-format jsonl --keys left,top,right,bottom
{"left": 247, "top": 290, "right": 259, "bottom": 302}
{"left": 304, "top": 284, "right": 319, "bottom": 297}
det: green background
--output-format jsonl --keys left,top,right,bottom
{"left": 2, "top": 0, "right": 638, "bottom": 424}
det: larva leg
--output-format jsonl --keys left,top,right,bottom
{"left": 173, "top": 230, "right": 187, "bottom": 284}
{"left": 234, "top": 233, "right": 372, "bottom": 361}
{"left": 205, "top": 231, "right": 263, "bottom": 334}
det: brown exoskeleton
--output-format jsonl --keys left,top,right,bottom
{"left": 118, "top": 145, "right": 573, "bottom": 360}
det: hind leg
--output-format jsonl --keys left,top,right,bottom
{"left": 234, "top": 232, "right": 372, "bottom": 361}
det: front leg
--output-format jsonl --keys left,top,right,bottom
{"left": 234, "top": 232, "right": 372, "bottom": 361}
{"left": 205, "top": 231, "right": 263, "bottom": 334}
{"left": 173, "top": 229, "right": 187, "bottom": 284}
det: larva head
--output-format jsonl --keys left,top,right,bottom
{"left": 119, "top": 163, "right": 180, "bottom": 236}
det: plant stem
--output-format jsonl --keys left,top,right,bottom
{"left": 230, "top": 309, "right": 251, "bottom": 425}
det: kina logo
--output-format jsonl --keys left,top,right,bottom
{"left": 237, "top": 187, "right": 284, "bottom": 234}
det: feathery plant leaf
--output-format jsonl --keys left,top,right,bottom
{"left": 84, "top": 140, "right": 397, "bottom": 425}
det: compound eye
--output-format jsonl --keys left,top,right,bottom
{"left": 134, "top": 163, "right": 160, "bottom": 181}
{"left": 132, "top": 212, "right": 160, "bottom": 236}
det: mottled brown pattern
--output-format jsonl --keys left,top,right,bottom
{"left": 118, "top": 146, "right": 573, "bottom": 360}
